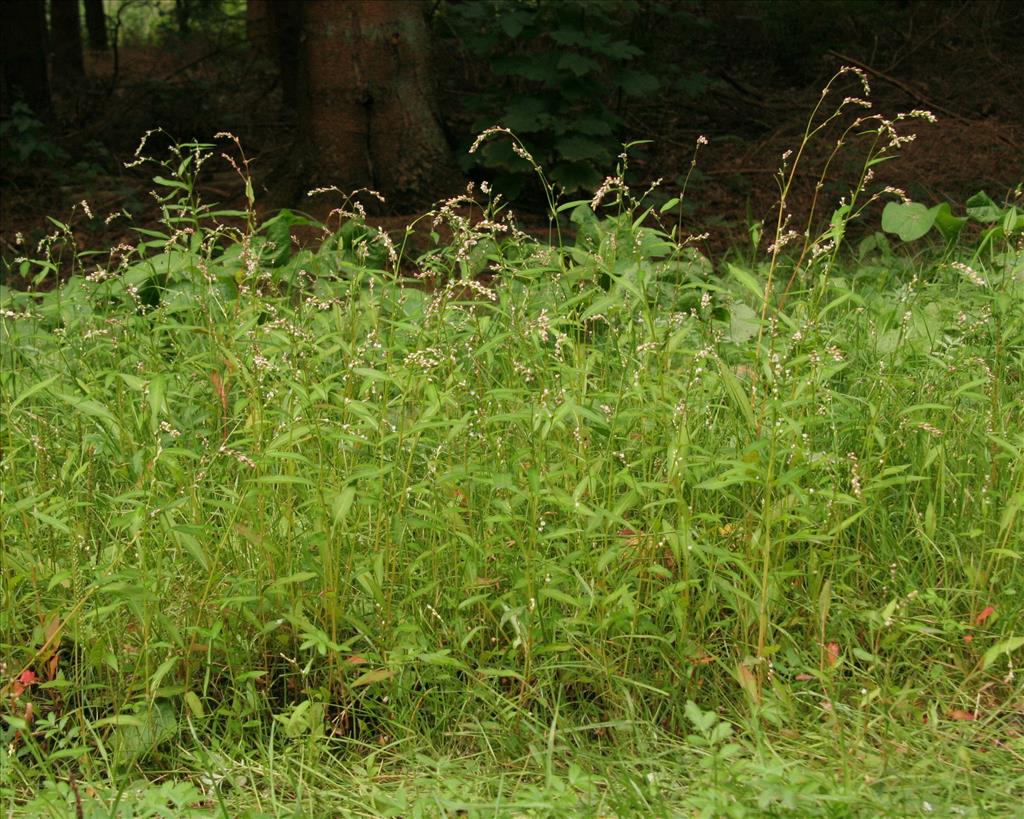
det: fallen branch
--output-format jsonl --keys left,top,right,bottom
{"left": 827, "top": 50, "right": 1017, "bottom": 149}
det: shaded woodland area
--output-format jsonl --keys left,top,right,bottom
{"left": 1, "top": 0, "right": 1021, "bottom": 274}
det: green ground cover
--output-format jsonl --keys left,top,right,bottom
{"left": 2, "top": 80, "right": 1023, "bottom": 817}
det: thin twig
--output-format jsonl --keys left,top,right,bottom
{"left": 827, "top": 49, "right": 1017, "bottom": 149}
{"left": 703, "top": 167, "right": 827, "bottom": 181}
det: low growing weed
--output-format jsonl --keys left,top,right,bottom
{"left": 1, "top": 69, "right": 1022, "bottom": 816}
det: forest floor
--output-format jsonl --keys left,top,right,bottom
{"left": 1, "top": 2, "right": 1020, "bottom": 282}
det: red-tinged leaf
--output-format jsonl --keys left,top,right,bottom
{"left": 351, "top": 668, "right": 394, "bottom": 687}
{"left": 44, "top": 615, "right": 61, "bottom": 645}
{"left": 617, "top": 528, "right": 643, "bottom": 546}
{"left": 948, "top": 709, "right": 976, "bottom": 721}
{"left": 210, "top": 371, "right": 228, "bottom": 414}
{"left": 974, "top": 606, "right": 996, "bottom": 626}
{"left": 795, "top": 673, "right": 814, "bottom": 681}
{"left": 346, "top": 656, "right": 368, "bottom": 665}
{"left": 737, "top": 662, "right": 761, "bottom": 704}
{"left": 11, "top": 670, "right": 37, "bottom": 697}
{"left": 825, "top": 642, "right": 840, "bottom": 667}
{"left": 47, "top": 652, "right": 59, "bottom": 680}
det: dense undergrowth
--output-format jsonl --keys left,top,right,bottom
{"left": 2, "top": 71, "right": 1023, "bottom": 817}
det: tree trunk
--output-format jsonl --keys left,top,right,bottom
{"left": 84, "top": 0, "right": 107, "bottom": 51}
{"left": 0, "top": 0, "right": 51, "bottom": 119}
{"left": 248, "top": 0, "right": 301, "bottom": 112}
{"left": 247, "top": 0, "right": 273, "bottom": 54}
{"left": 298, "top": 0, "right": 461, "bottom": 207}
{"left": 50, "top": 0, "right": 85, "bottom": 89}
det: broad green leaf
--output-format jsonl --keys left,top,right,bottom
{"left": 539, "top": 587, "right": 583, "bottom": 608}
{"left": 881, "top": 201, "right": 936, "bottom": 241}
{"left": 726, "top": 302, "right": 760, "bottom": 344}
{"left": 92, "top": 715, "right": 146, "bottom": 729}
{"left": 172, "top": 527, "right": 208, "bottom": 571}
{"left": 107, "top": 700, "right": 178, "bottom": 763}
{"left": 268, "top": 571, "right": 318, "bottom": 590}
{"left": 29, "top": 507, "right": 70, "bottom": 533}
{"left": 267, "top": 424, "right": 315, "bottom": 451}
{"left": 605, "top": 40, "right": 643, "bottom": 61}
{"left": 9, "top": 374, "right": 60, "bottom": 411}
{"left": 254, "top": 475, "right": 315, "bottom": 487}
{"left": 184, "top": 691, "right": 204, "bottom": 718}
{"left": 149, "top": 656, "right": 178, "bottom": 694}
{"left": 503, "top": 98, "right": 551, "bottom": 133}
{"left": 557, "top": 53, "right": 601, "bottom": 77}
{"left": 716, "top": 358, "right": 755, "bottom": 430}
{"left": 54, "top": 392, "right": 117, "bottom": 425}
{"left": 548, "top": 28, "right": 596, "bottom": 48}
{"left": 556, "top": 136, "right": 609, "bottom": 163}
{"left": 685, "top": 699, "right": 716, "bottom": 733}
{"left": 965, "top": 191, "right": 1001, "bottom": 223}
{"left": 331, "top": 486, "right": 357, "bottom": 525}
{"left": 499, "top": 12, "right": 526, "bottom": 38}
{"left": 569, "top": 117, "right": 615, "bottom": 137}
{"left": 152, "top": 175, "right": 189, "bottom": 190}
{"left": 1002, "top": 206, "right": 1021, "bottom": 233}
{"left": 351, "top": 668, "right": 394, "bottom": 687}
{"left": 659, "top": 197, "right": 680, "bottom": 213}
{"left": 982, "top": 636, "right": 1024, "bottom": 671}
{"left": 617, "top": 69, "right": 659, "bottom": 96}
{"left": 931, "top": 202, "right": 967, "bottom": 241}
{"left": 726, "top": 263, "right": 765, "bottom": 303}
{"left": 148, "top": 374, "right": 166, "bottom": 434}
{"left": 550, "top": 161, "right": 602, "bottom": 192}
{"left": 417, "top": 650, "right": 464, "bottom": 667}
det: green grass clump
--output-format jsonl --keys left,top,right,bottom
{"left": 2, "top": 72, "right": 1023, "bottom": 816}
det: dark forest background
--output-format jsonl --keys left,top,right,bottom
{"left": 1, "top": 0, "right": 1021, "bottom": 274}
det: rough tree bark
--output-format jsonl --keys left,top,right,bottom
{"left": 0, "top": 0, "right": 51, "bottom": 119}
{"left": 297, "top": 0, "right": 461, "bottom": 207}
{"left": 247, "top": 0, "right": 301, "bottom": 112}
{"left": 84, "top": 0, "right": 107, "bottom": 51}
{"left": 50, "top": 0, "right": 85, "bottom": 90}
{"left": 246, "top": 0, "right": 273, "bottom": 54}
